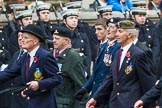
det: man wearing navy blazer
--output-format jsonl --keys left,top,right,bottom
{"left": 86, "top": 20, "right": 156, "bottom": 108}
{"left": 0, "top": 24, "right": 63, "bottom": 108}
{"left": 75, "top": 18, "right": 120, "bottom": 107}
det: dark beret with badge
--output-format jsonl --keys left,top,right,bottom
{"left": 20, "top": 24, "right": 44, "bottom": 42}
{"left": 52, "top": 26, "right": 72, "bottom": 39}
{"left": 61, "top": 9, "right": 78, "bottom": 19}
{"left": 98, "top": 5, "right": 113, "bottom": 14}
{"left": 116, "top": 20, "right": 136, "bottom": 29}
{"left": 106, "top": 17, "right": 122, "bottom": 25}
{"left": 16, "top": 9, "right": 33, "bottom": 20}
{"left": 65, "top": 1, "right": 82, "bottom": 9}
{"left": 131, "top": 7, "right": 147, "bottom": 15}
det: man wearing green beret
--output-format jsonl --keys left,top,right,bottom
{"left": 52, "top": 27, "right": 89, "bottom": 108}
{"left": 86, "top": 20, "right": 156, "bottom": 108}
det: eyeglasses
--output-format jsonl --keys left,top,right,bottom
{"left": 107, "top": 25, "right": 116, "bottom": 30}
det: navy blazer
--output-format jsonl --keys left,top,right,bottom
{"left": 140, "top": 76, "right": 162, "bottom": 107}
{"left": 84, "top": 41, "right": 120, "bottom": 97}
{"left": 0, "top": 46, "right": 62, "bottom": 108}
{"left": 93, "top": 44, "right": 156, "bottom": 108}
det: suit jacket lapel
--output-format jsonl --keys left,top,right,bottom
{"left": 96, "top": 42, "right": 107, "bottom": 62}
{"left": 26, "top": 47, "right": 41, "bottom": 82}
{"left": 117, "top": 45, "right": 133, "bottom": 81}
{"left": 21, "top": 52, "right": 28, "bottom": 83}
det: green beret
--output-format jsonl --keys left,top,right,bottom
{"left": 116, "top": 20, "right": 136, "bottom": 29}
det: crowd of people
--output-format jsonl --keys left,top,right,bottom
{"left": 0, "top": 0, "right": 162, "bottom": 108}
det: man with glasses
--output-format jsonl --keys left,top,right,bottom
{"left": 74, "top": 18, "right": 120, "bottom": 108}
{"left": 0, "top": 24, "right": 62, "bottom": 108}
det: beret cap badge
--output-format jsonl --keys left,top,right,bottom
{"left": 116, "top": 20, "right": 136, "bottom": 29}
{"left": 54, "top": 30, "right": 59, "bottom": 34}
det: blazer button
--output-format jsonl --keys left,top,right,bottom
{"left": 116, "top": 83, "right": 119, "bottom": 85}
{"left": 27, "top": 97, "right": 30, "bottom": 100}
{"left": 148, "top": 35, "right": 151, "bottom": 38}
{"left": 117, "top": 92, "right": 120, "bottom": 95}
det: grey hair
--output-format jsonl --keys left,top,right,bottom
{"left": 126, "top": 29, "right": 140, "bottom": 37}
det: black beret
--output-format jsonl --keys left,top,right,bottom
{"left": 20, "top": 24, "right": 44, "bottom": 42}
{"left": 106, "top": 17, "right": 122, "bottom": 25}
{"left": 52, "top": 27, "right": 72, "bottom": 38}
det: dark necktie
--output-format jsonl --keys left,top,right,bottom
{"left": 98, "top": 44, "right": 104, "bottom": 54}
{"left": 54, "top": 50, "right": 60, "bottom": 57}
{"left": 116, "top": 49, "right": 123, "bottom": 72}
{"left": 17, "top": 50, "right": 24, "bottom": 61}
{"left": 25, "top": 54, "right": 30, "bottom": 78}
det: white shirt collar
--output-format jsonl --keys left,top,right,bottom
{"left": 28, "top": 45, "right": 40, "bottom": 67}
{"left": 28, "top": 45, "right": 40, "bottom": 57}
{"left": 100, "top": 39, "right": 108, "bottom": 45}
{"left": 132, "top": 38, "right": 138, "bottom": 45}
{"left": 119, "top": 42, "right": 133, "bottom": 70}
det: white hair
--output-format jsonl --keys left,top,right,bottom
{"left": 126, "top": 29, "right": 140, "bottom": 37}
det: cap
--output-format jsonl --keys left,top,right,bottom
{"left": 107, "top": 17, "right": 122, "bottom": 25}
{"left": 65, "top": 1, "right": 82, "bottom": 9}
{"left": 9, "top": 4, "right": 27, "bottom": 11}
{"left": 132, "top": 0, "right": 146, "bottom": 7}
{"left": 36, "top": 3, "right": 51, "bottom": 11}
{"left": 116, "top": 20, "right": 136, "bottom": 29}
{"left": 61, "top": 9, "right": 78, "bottom": 19}
{"left": 131, "top": 7, "right": 147, "bottom": 15}
{"left": 20, "top": 24, "right": 44, "bottom": 42}
{"left": 16, "top": 9, "right": 33, "bottom": 20}
{"left": 52, "top": 27, "right": 72, "bottom": 38}
{"left": 98, "top": 5, "right": 113, "bottom": 14}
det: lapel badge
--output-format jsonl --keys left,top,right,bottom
{"left": 34, "top": 68, "right": 43, "bottom": 81}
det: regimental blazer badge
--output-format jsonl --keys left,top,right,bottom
{"left": 34, "top": 68, "right": 43, "bottom": 81}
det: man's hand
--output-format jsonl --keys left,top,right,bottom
{"left": 134, "top": 100, "right": 144, "bottom": 108}
{"left": 86, "top": 98, "right": 96, "bottom": 108}
{"left": 74, "top": 87, "right": 87, "bottom": 101}
{"left": 26, "top": 81, "right": 39, "bottom": 91}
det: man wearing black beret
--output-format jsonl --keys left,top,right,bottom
{"left": 0, "top": 24, "right": 63, "bottom": 108}
{"left": 52, "top": 26, "right": 89, "bottom": 108}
